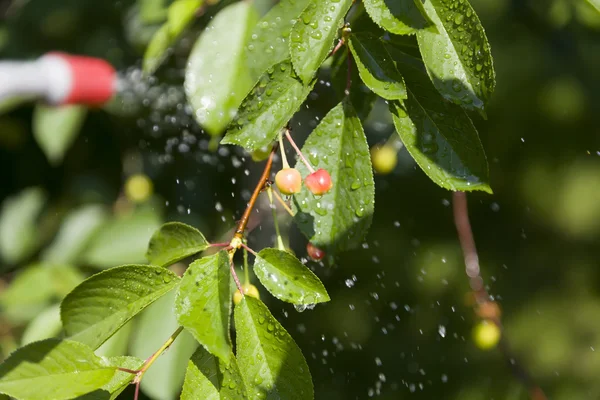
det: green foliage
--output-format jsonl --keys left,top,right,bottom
{"left": 0, "top": 339, "right": 116, "bottom": 400}
{"left": 293, "top": 100, "right": 375, "bottom": 253}
{"left": 290, "top": 0, "right": 353, "bottom": 83}
{"left": 175, "top": 251, "right": 233, "bottom": 362}
{"left": 362, "top": 0, "right": 430, "bottom": 35}
{"left": 221, "top": 60, "right": 313, "bottom": 151}
{"left": 185, "top": 1, "right": 256, "bottom": 135}
{"left": 32, "top": 104, "right": 87, "bottom": 166}
{"left": 146, "top": 222, "right": 210, "bottom": 267}
{"left": 76, "top": 356, "right": 143, "bottom": 400}
{"left": 61, "top": 264, "right": 180, "bottom": 349}
{"left": 20, "top": 305, "right": 62, "bottom": 346}
{"left": 181, "top": 347, "right": 247, "bottom": 400}
{"left": 253, "top": 248, "right": 330, "bottom": 305}
{"left": 234, "top": 297, "right": 313, "bottom": 400}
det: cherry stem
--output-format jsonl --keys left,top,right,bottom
{"left": 345, "top": 50, "right": 352, "bottom": 96}
{"left": 240, "top": 242, "right": 258, "bottom": 257}
{"left": 267, "top": 187, "right": 286, "bottom": 251}
{"left": 284, "top": 128, "right": 315, "bottom": 174}
{"left": 278, "top": 130, "right": 290, "bottom": 169}
{"left": 452, "top": 192, "right": 547, "bottom": 400}
{"left": 229, "top": 256, "right": 243, "bottom": 293}
{"left": 329, "top": 38, "right": 345, "bottom": 58}
{"left": 272, "top": 189, "right": 295, "bottom": 217}
{"left": 243, "top": 243, "right": 250, "bottom": 285}
{"left": 210, "top": 242, "right": 231, "bottom": 248}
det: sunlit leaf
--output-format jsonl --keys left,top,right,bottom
{"left": 186, "top": 1, "right": 256, "bottom": 135}
{"left": 95, "top": 320, "right": 134, "bottom": 358}
{"left": 587, "top": 0, "right": 600, "bottom": 12}
{"left": 416, "top": 0, "right": 495, "bottom": 111}
{"left": 140, "top": 0, "right": 168, "bottom": 24}
{"left": 253, "top": 248, "right": 329, "bottom": 305}
{"left": 0, "top": 339, "right": 115, "bottom": 400}
{"left": 389, "top": 52, "right": 491, "bottom": 192}
{"left": 21, "top": 305, "right": 62, "bottom": 346}
{"left": 61, "top": 264, "right": 180, "bottom": 349}
{"left": 33, "top": 104, "right": 87, "bottom": 165}
{"left": 0, "top": 187, "right": 46, "bottom": 265}
{"left": 221, "top": 60, "right": 313, "bottom": 151}
{"left": 146, "top": 222, "right": 210, "bottom": 267}
{"left": 348, "top": 32, "right": 407, "bottom": 100}
{"left": 362, "top": 0, "right": 430, "bottom": 35}
{"left": 175, "top": 251, "right": 233, "bottom": 362}
{"left": 235, "top": 297, "right": 313, "bottom": 400}
{"left": 42, "top": 205, "right": 108, "bottom": 264}
{"left": 76, "top": 356, "right": 143, "bottom": 400}
{"left": 131, "top": 291, "right": 198, "bottom": 400}
{"left": 246, "top": 0, "right": 311, "bottom": 79}
{"left": 181, "top": 347, "right": 247, "bottom": 400}
{"left": 290, "top": 0, "right": 353, "bottom": 83}
{"left": 293, "top": 100, "right": 375, "bottom": 253}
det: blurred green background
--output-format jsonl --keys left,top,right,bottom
{"left": 1, "top": 0, "right": 600, "bottom": 399}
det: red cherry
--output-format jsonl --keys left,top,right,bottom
{"left": 307, "top": 242, "right": 325, "bottom": 261}
{"left": 275, "top": 168, "right": 302, "bottom": 195}
{"left": 304, "top": 169, "right": 332, "bottom": 195}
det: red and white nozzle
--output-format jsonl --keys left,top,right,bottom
{"left": 0, "top": 52, "right": 117, "bottom": 106}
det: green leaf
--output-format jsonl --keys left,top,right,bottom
{"left": 221, "top": 60, "right": 313, "bottom": 151}
{"left": 331, "top": 48, "right": 377, "bottom": 120}
{"left": 21, "top": 304, "right": 62, "bottom": 346}
{"left": 348, "top": 32, "right": 407, "bottom": 100}
{"left": 389, "top": 52, "right": 490, "bottom": 192}
{"left": 253, "top": 248, "right": 330, "bottom": 305}
{"left": 75, "top": 356, "right": 143, "bottom": 400}
{"left": 131, "top": 291, "right": 197, "bottom": 400}
{"left": 246, "top": 0, "right": 311, "bottom": 79}
{"left": 0, "top": 187, "right": 46, "bottom": 265}
{"left": 235, "top": 297, "right": 313, "bottom": 400}
{"left": 80, "top": 207, "right": 162, "bottom": 269}
{"left": 289, "top": 0, "right": 353, "bottom": 83}
{"left": 61, "top": 264, "right": 180, "bottom": 349}
{"left": 175, "top": 251, "right": 233, "bottom": 362}
{"left": 185, "top": 1, "right": 256, "bottom": 135}
{"left": 416, "top": 0, "right": 495, "bottom": 111}
{"left": 33, "top": 104, "right": 87, "bottom": 166}
{"left": 181, "top": 347, "right": 247, "bottom": 400}
{"left": 140, "top": 0, "right": 168, "bottom": 24}
{"left": 293, "top": 101, "right": 375, "bottom": 253}
{"left": 587, "top": 0, "right": 600, "bottom": 12}
{"left": 363, "top": 0, "right": 430, "bottom": 35}
{"left": 143, "top": 0, "right": 203, "bottom": 75}
{"left": 41, "top": 205, "right": 108, "bottom": 264}
{"left": 0, "top": 95, "right": 34, "bottom": 115}
{"left": 146, "top": 222, "right": 210, "bottom": 267}
{"left": 0, "top": 339, "right": 116, "bottom": 400}
{"left": 95, "top": 320, "right": 134, "bottom": 358}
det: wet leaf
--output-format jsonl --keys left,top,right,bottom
{"left": 146, "top": 222, "right": 210, "bottom": 267}
{"left": 290, "top": 0, "right": 353, "bottom": 83}
{"left": 181, "top": 347, "right": 247, "bottom": 400}
{"left": 363, "top": 0, "right": 430, "bottom": 35}
{"left": 416, "top": 0, "right": 495, "bottom": 111}
{"left": 75, "top": 356, "right": 143, "bottom": 400}
{"left": 253, "top": 248, "right": 329, "bottom": 305}
{"left": 221, "top": 60, "right": 313, "bottom": 152}
{"left": 33, "top": 104, "right": 87, "bottom": 165}
{"left": 293, "top": 101, "right": 375, "bottom": 253}
{"left": 0, "top": 339, "right": 116, "bottom": 400}
{"left": 246, "top": 0, "right": 311, "bottom": 79}
{"left": 61, "top": 264, "right": 180, "bottom": 349}
{"left": 348, "top": 32, "right": 407, "bottom": 100}
{"left": 185, "top": 1, "right": 256, "bottom": 135}
{"left": 175, "top": 251, "right": 233, "bottom": 362}
{"left": 235, "top": 297, "right": 313, "bottom": 400}
{"left": 389, "top": 52, "right": 491, "bottom": 192}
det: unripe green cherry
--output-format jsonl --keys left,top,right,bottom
{"left": 125, "top": 174, "right": 153, "bottom": 203}
{"left": 305, "top": 169, "right": 333, "bottom": 195}
{"left": 371, "top": 145, "right": 397, "bottom": 175}
{"left": 233, "top": 283, "right": 260, "bottom": 305}
{"left": 473, "top": 320, "right": 501, "bottom": 350}
{"left": 306, "top": 242, "right": 325, "bottom": 261}
{"left": 275, "top": 168, "right": 302, "bottom": 195}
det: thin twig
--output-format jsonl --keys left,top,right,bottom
{"left": 452, "top": 192, "right": 547, "bottom": 400}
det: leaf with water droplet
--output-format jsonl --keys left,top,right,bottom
{"left": 293, "top": 100, "right": 375, "bottom": 254}
{"left": 143, "top": 0, "right": 204, "bottom": 75}
{"left": 363, "top": 0, "right": 431, "bottom": 35}
{"left": 235, "top": 297, "right": 313, "bottom": 399}
{"left": 61, "top": 264, "right": 180, "bottom": 350}
{"left": 175, "top": 251, "right": 233, "bottom": 362}
{"left": 146, "top": 222, "right": 210, "bottom": 267}
{"left": 348, "top": 32, "right": 407, "bottom": 100}
{"left": 290, "top": 0, "right": 353, "bottom": 83}
{"left": 253, "top": 248, "right": 330, "bottom": 305}
{"left": 246, "top": 0, "right": 311, "bottom": 80}
{"left": 389, "top": 51, "right": 491, "bottom": 193}
{"left": 186, "top": 2, "right": 257, "bottom": 135}
{"left": 181, "top": 347, "right": 247, "bottom": 400}
{"left": 415, "top": 0, "right": 495, "bottom": 111}
{"left": 221, "top": 60, "right": 314, "bottom": 151}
